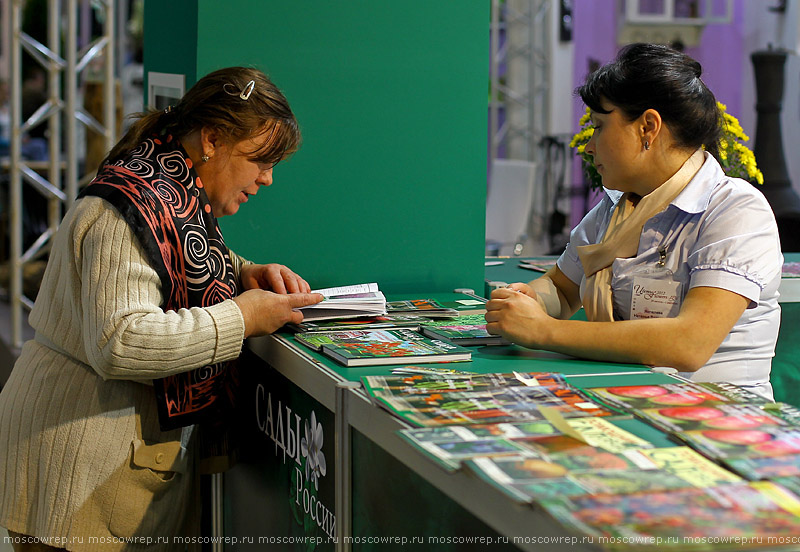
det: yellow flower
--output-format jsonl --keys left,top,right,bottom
{"left": 570, "top": 101, "right": 762, "bottom": 188}
{"left": 569, "top": 102, "right": 764, "bottom": 188}
{"left": 579, "top": 107, "right": 592, "bottom": 126}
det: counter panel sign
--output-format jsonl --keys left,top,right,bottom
{"left": 224, "top": 350, "right": 335, "bottom": 550}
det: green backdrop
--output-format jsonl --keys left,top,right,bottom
{"left": 144, "top": 1, "right": 488, "bottom": 294}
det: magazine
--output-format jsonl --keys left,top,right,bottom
{"left": 538, "top": 482, "right": 800, "bottom": 550}
{"left": 399, "top": 420, "right": 561, "bottom": 445}
{"left": 314, "top": 328, "right": 472, "bottom": 367}
{"left": 385, "top": 298, "right": 459, "bottom": 318}
{"left": 376, "top": 384, "right": 617, "bottom": 427}
{"left": 389, "top": 366, "right": 478, "bottom": 376}
{"left": 635, "top": 446, "right": 743, "bottom": 488}
{"left": 419, "top": 313, "right": 509, "bottom": 346}
{"left": 466, "top": 445, "right": 741, "bottom": 503}
{"left": 585, "top": 382, "right": 771, "bottom": 413}
{"left": 677, "top": 424, "right": 800, "bottom": 463}
{"left": 724, "top": 453, "right": 800, "bottom": 481}
{"left": 397, "top": 417, "right": 651, "bottom": 471}
{"left": 465, "top": 442, "right": 663, "bottom": 503}
{"left": 361, "top": 371, "right": 567, "bottom": 399}
{"left": 468, "top": 458, "right": 692, "bottom": 503}
{"left": 632, "top": 403, "right": 789, "bottom": 435}
{"left": 287, "top": 313, "right": 429, "bottom": 333}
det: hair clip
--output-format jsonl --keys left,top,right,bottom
{"left": 224, "top": 80, "right": 255, "bottom": 101}
{"left": 240, "top": 80, "right": 255, "bottom": 100}
{"left": 164, "top": 105, "right": 173, "bottom": 114}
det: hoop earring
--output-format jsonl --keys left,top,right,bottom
{"left": 201, "top": 154, "right": 210, "bottom": 163}
{"left": 644, "top": 140, "right": 650, "bottom": 151}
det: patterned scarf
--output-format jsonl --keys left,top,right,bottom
{"left": 577, "top": 149, "right": 705, "bottom": 321}
{"left": 80, "top": 135, "right": 239, "bottom": 431}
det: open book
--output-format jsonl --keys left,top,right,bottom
{"left": 298, "top": 282, "right": 387, "bottom": 322}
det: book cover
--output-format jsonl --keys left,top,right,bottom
{"left": 389, "top": 366, "right": 478, "bottom": 376}
{"left": 677, "top": 425, "right": 800, "bottom": 462}
{"left": 585, "top": 382, "right": 771, "bottom": 413}
{"left": 633, "top": 403, "right": 789, "bottom": 435}
{"left": 288, "top": 313, "right": 428, "bottom": 333}
{"left": 538, "top": 482, "right": 800, "bottom": 550}
{"left": 376, "top": 384, "right": 615, "bottom": 427}
{"left": 636, "top": 447, "right": 743, "bottom": 488}
{"left": 418, "top": 313, "right": 489, "bottom": 327}
{"left": 764, "top": 402, "right": 800, "bottom": 426}
{"left": 403, "top": 437, "right": 535, "bottom": 472}
{"left": 385, "top": 298, "right": 459, "bottom": 318}
{"left": 466, "top": 445, "right": 741, "bottom": 504}
{"left": 318, "top": 328, "right": 472, "bottom": 367}
{"left": 398, "top": 420, "right": 560, "bottom": 446}
{"left": 469, "top": 458, "right": 697, "bottom": 503}
{"left": 396, "top": 417, "right": 650, "bottom": 472}
{"left": 724, "top": 453, "right": 800, "bottom": 481}
{"left": 294, "top": 331, "right": 355, "bottom": 352}
{"left": 516, "top": 469, "right": 696, "bottom": 500}
{"left": 511, "top": 435, "right": 659, "bottom": 470}
{"left": 564, "top": 417, "right": 654, "bottom": 453}
{"left": 782, "top": 261, "right": 800, "bottom": 278}
{"left": 419, "top": 321, "right": 509, "bottom": 346}
{"left": 397, "top": 417, "right": 652, "bottom": 472}
{"left": 465, "top": 445, "right": 662, "bottom": 503}
{"left": 361, "top": 371, "right": 567, "bottom": 400}
{"left": 773, "top": 477, "right": 800, "bottom": 496}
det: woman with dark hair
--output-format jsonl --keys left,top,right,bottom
{"left": 0, "top": 66, "right": 322, "bottom": 550}
{"left": 486, "top": 43, "right": 782, "bottom": 399}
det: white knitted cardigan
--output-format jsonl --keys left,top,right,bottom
{"left": 0, "top": 196, "right": 246, "bottom": 550}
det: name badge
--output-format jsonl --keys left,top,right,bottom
{"left": 631, "top": 276, "right": 682, "bottom": 319}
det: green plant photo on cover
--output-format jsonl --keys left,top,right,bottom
{"left": 569, "top": 102, "right": 764, "bottom": 190}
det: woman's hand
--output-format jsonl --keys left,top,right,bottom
{"left": 233, "top": 290, "right": 323, "bottom": 337}
{"left": 241, "top": 263, "right": 311, "bottom": 294}
{"left": 505, "top": 282, "right": 537, "bottom": 300}
{"left": 484, "top": 287, "right": 550, "bottom": 348}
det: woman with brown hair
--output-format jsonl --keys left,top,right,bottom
{"left": 0, "top": 66, "right": 322, "bottom": 550}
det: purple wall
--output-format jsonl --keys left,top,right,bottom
{"left": 685, "top": 1, "right": 745, "bottom": 112}
{"left": 569, "top": 0, "right": 745, "bottom": 226}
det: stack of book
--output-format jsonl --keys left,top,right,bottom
{"left": 298, "top": 282, "right": 387, "bottom": 321}
{"left": 290, "top": 312, "right": 508, "bottom": 347}
{"left": 294, "top": 328, "right": 473, "bottom": 367}
{"left": 288, "top": 313, "right": 430, "bottom": 334}
{"left": 291, "top": 297, "right": 510, "bottom": 366}
{"left": 386, "top": 298, "right": 461, "bottom": 318}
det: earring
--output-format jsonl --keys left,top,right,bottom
{"left": 201, "top": 154, "right": 210, "bottom": 162}
{"left": 644, "top": 140, "right": 650, "bottom": 151}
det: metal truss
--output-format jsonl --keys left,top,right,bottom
{"left": 7, "top": 0, "right": 116, "bottom": 347}
{"left": 489, "top": 0, "right": 551, "bottom": 165}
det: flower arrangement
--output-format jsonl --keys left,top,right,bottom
{"left": 569, "top": 102, "right": 764, "bottom": 189}
{"left": 569, "top": 107, "right": 601, "bottom": 189}
{"left": 717, "top": 103, "right": 764, "bottom": 185}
